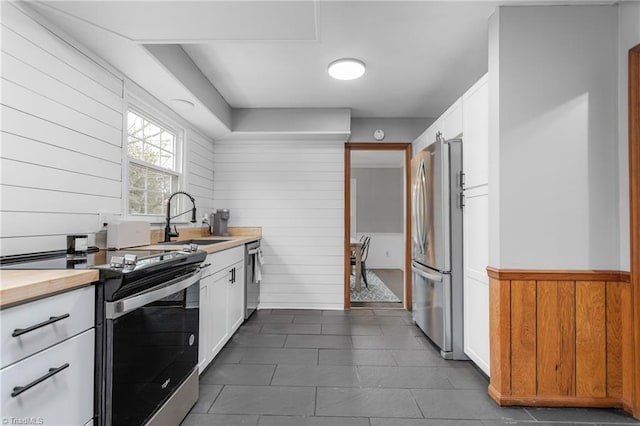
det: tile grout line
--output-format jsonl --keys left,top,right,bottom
{"left": 205, "top": 383, "right": 224, "bottom": 414}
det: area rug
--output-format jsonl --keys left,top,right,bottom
{"left": 350, "top": 270, "right": 401, "bottom": 303}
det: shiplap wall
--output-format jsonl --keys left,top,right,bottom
{"left": 185, "top": 131, "right": 215, "bottom": 217}
{"left": 1, "top": 3, "right": 123, "bottom": 256}
{"left": 0, "top": 3, "right": 215, "bottom": 256}
{"left": 212, "top": 139, "right": 344, "bottom": 309}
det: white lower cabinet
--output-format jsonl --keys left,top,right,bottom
{"left": 0, "top": 329, "right": 95, "bottom": 425}
{"left": 1, "top": 285, "right": 94, "bottom": 368}
{"left": 0, "top": 286, "right": 95, "bottom": 425}
{"left": 227, "top": 260, "right": 245, "bottom": 335}
{"left": 198, "top": 281, "right": 210, "bottom": 373}
{"left": 198, "top": 246, "right": 245, "bottom": 373}
{"left": 462, "top": 185, "right": 490, "bottom": 374}
{"left": 209, "top": 268, "right": 230, "bottom": 361}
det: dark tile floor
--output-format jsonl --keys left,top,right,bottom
{"left": 183, "top": 309, "right": 639, "bottom": 426}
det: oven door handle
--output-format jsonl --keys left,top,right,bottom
{"left": 105, "top": 270, "right": 202, "bottom": 320}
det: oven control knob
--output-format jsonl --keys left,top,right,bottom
{"left": 123, "top": 254, "right": 138, "bottom": 267}
{"left": 182, "top": 243, "right": 198, "bottom": 253}
{"left": 189, "top": 334, "right": 195, "bottom": 346}
{"left": 110, "top": 256, "right": 125, "bottom": 269}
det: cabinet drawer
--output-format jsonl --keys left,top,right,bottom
{"left": 1, "top": 286, "right": 94, "bottom": 368}
{"left": 206, "top": 246, "right": 244, "bottom": 276}
{"left": 0, "top": 329, "right": 94, "bottom": 426}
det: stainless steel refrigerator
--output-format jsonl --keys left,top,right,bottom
{"left": 411, "top": 134, "right": 466, "bottom": 360}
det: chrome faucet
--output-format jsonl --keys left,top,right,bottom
{"left": 164, "top": 191, "right": 197, "bottom": 242}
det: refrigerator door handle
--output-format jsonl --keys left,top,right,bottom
{"left": 411, "top": 261, "right": 444, "bottom": 282}
{"left": 416, "top": 159, "right": 427, "bottom": 254}
{"left": 412, "top": 164, "right": 422, "bottom": 252}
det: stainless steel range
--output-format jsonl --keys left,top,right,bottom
{"left": 94, "top": 248, "right": 206, "bottom": 426}
{"left": 0, "top": 247, "right": 207, "bottom": 426}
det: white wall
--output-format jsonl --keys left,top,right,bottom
{"left": 0, "top": 3, "right": 215, "bottom": 256}
{"left": 352, "top": 167, "right": 403, "bottom": 233}
{"left": 212, "top": 139, "right": 344, "bottom": 310}
{"left": 617, "top": 2, "right": 640, "bottom": 272}
{"left": 356, "top": 233, "right": 404, "bottom": 270}
{"left": 185, "top": 130, "right": 215, "bottom": 217}
{"left": 0, "top": 3, "right": 123, "bottom": 255}
{"left": 351, "top": 167, "right": 404, "bottom": 270}
{"left": 349, "top": 118, "right": 433, "bottom": 143}
{"left": 488, "top": 5, "right": 620, "bottom": 270}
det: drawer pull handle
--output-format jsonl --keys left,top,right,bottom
{"left": 12, "top": 314, "right": 70, "bottom": 337}
{"left": 11, "top": 363, "right": 70, "bottom": 398}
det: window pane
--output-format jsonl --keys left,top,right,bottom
{"left": 127, "top": 110, "right": 176, "bottom": 171}
{"left": 146, "top": 191, "right": 165, "bottom": 215}
{"left": 129, "top": 189, "right": 145, "bottom": 215}
{"left": 128, "top": 163, "right": 178, "bottom": 215}
{"left": 143, "top": 144, "right": 161, "bottom": 165}
{"left": 160, "top": 153, "right": 173, "bottom": 169}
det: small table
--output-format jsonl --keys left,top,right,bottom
{"left": 350, "top": 238, "right": 363, "bottom": 292}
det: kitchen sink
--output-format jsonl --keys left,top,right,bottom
{"left": 158, "top": 238, "right": 229, "bottom": 246}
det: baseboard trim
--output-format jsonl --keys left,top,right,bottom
{"left": 489, "top": 385, "right": 622, "bottom": 408}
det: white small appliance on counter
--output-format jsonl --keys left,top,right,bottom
{"left": 106, "top": 221, "right": 150, "bottom": 249}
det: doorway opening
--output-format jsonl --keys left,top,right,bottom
{"left": 344, "top": 143, "right": 412, "bottom": 310}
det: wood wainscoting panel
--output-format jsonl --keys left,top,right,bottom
{"left": 510, "top": 280, "right": 537, "bottom": 396}
{"left": 488, "top": 268, "right": 631, "bottom": 412}
{"left": 607, "top": 282, "right": 624, "bottom": 399}
{"left": 489, "top": 277, "right": 511, "bottom": 397}
{"left": 575, "top": 281, "right": 607, "bottom": 398}
{"left": 537, "top": 280, "right": 575, "bottom": 396}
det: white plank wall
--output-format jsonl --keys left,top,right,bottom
{"left": 212, "top": 140, "right": 344, "bottom": 310}
{"left": 0, "top": 3, "right": 124, "bottom": 256}
{"left": 0, "top": 3, "right": 216, "bottom": 256}
{"left": 186, "top": 131, "right": 215, "bottom": 216}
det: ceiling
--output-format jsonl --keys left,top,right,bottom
{"left": 182, "top": 1, "right": 496, "bottom": 118}
{"left": 26, "top": 0, "right": 613, "bottom": 139}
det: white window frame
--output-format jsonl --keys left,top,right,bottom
{"left": 124, "top": 98, "right": 185, "bottom": 223}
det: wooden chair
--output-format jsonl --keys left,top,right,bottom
{"left": 351, "top": 235, "right": 371, "bottom": 287}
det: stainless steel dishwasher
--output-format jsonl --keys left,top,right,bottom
{"left": 245, "top": 240, "right": 261, "bottom": 319}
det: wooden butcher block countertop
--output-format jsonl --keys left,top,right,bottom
{"left": 0, "top": 227, "right": 261, "bottom": 309}
{"left": 140, "top": 235, "right": 260, "bottom": 254}
{"left": 0, "top": 269, "right": 98, "bottom": 309}
{"left": 142, "top": 226, "right": 261, "bottom": 254}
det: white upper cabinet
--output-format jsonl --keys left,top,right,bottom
{"left": 462, "top": 74, "right": 489, "bottom": 188}
{"left": 412, "top": 98, "right": 463, "bottom": 154}
{"left": 442, "top": 98, "right": 463, "bottom": 140}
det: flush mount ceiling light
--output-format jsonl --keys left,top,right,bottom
{"left": 328, "top": 58, "right": 366, "bottom": 80}
{"left": 168, "top": 98, "right": 195, "bottom": 111}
